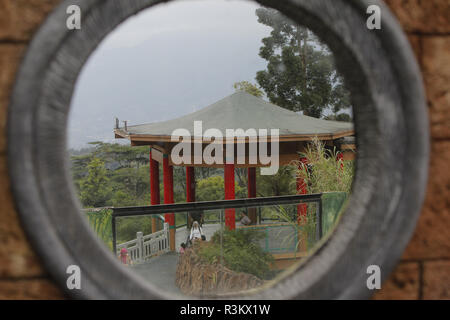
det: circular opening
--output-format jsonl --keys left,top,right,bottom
{"left": 7, "top": 0, "right": 428, "bottom": 299}
{"left": 68, "top": 0, "right": 356, "bottom": 298}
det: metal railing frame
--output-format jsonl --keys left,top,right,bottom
{"left": 112, "top": 193, "right": 323, "bottom": 255}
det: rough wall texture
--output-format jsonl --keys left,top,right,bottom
{"left": 0, "top": 0, "right": 65, "bottom": 299}
{"left": 372, "top": 0, "right": 450, "bottom": 300}
{"left": 0, "top": 0, "right": 448, "bottom": 299}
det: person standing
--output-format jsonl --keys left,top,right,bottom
{"left": 189, "top": 221, "right": 203, "bottom": 241}
{"left": 240, "top": 212, "right": 252, "bottom": 226}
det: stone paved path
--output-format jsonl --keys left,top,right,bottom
{"left": 131, "top": 252, "right": 181, "bottom": 295}
{"left": 130, "top": 222, "right": 298, "bottom": 296}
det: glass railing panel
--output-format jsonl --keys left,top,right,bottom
{"left": 109, "top": 194, "right": 341, "bottom": 297}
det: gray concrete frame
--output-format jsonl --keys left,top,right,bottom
{"left": 7, "top": 0, "right": 428, "bottom": 299}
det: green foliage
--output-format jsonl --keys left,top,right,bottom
{"left": 255, "top": 8, "right": 351, "bottom": 118}
{"left": 83, "top": 141, "right": 149, "bottom": 168}
{"left": 321, "top": 192, "right": 348, "bottom": 236}
{"left": 71, "top": 142, "right": 151, "bottom": 208}
{"left": 243, "top": 167, "right": 297, "bottom": 222}
{"left": 233, "top": 81, "right": 264, "bottom": 97}
{"left": 269, "top": 204, "right": 318, "bottom": 250}
{"left": 109, "top": 166, "right": 150, "bottom": 206}
{"left": 175, "top": 213, "right": 188, "bottom": 227}
{"left": 256, "top": 166, "right": 296, "bottom": 197}
{"left": 197, "top": 229, "right": 274, "bottom": 279}
{"left": 324, "top": 112, "right": 352, "bottom": 122}
{"left": 72, "top": 143, "right": 302, "bottom": 212}
{"left": 111, "top": 190, "right": 135, "bottom": 207}
{"left": 85, "top": 208, "right": 113, "bottom": 250}
{"left": 196, "top": 176, "right": 225, "bottom": 201}
{"left": 336, "top": 113, "right": 352, "bottom": 122}
{"left": 173, "top": 167, "right": 188, "bottom": 203}
{"left": 266, "top": 138, "right": 355, "bottom": 250}
{"left": 80, "top": 158, "right": 112, "bottom": 207}
{"left": 116, "top": 216, "right": 154, "bottom": 243}
{"left": 72, "top": 143, "right": 311, "bottom": 244}
{"left": 196, "top": 175, "right": 245, "bottom": 201}
{"left": 295, "top": 137, "right": 354, "bottom": 194}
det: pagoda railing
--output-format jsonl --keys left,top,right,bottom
{"left": 111, "top": 194, "right": 323, "bottom": 256}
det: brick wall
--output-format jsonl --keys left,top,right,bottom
{"left": 0, "top": 0, "right": 65, "bottom": 299}
{"left": 0, "top": 0, "right": 448, "bottom": 299}
{"left": 372, "top": 0, "right": 450, "bottom": 300}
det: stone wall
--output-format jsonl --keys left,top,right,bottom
{"left": 0, "top": 0, "right": 65, "bottom": 299}
{"left": 0, "top": 0, "right": 448, "bottom": 299}
{"left": 372, "top": 0, "right": 450, "bottom": 300}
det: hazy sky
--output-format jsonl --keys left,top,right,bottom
{"left": 68, "top": 0, "right": 271, "bottom": 149}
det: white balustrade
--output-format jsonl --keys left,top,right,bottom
{"left": 117, "top": 223, "right": 170, "bottom": 264}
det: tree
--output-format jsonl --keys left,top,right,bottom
{"left": 80, "top": 157, "right": 112, "bottom": 207}
{"left": 324, "top": 112, "right": 352, "bottom": 122}
{"left": 111, "top": 190, "right": 135, "bottom": 207}
{"left": 336, "top": 113, "right": 352, "bottom": 122}
{"left": 73, "top": 142, "right": 149, "bottom": 170}
{"left": 196, "top": 175, "right": 245, "bottom": 202}
{"left": 196, "top": 176, "right": 225, "bottom": 202}
{"left": 255, "top": 8, "right": 351, "bottom": 118}
{"left": 257, "top": 166, "right": 296, "bottom": 197}
{"left": 109, "top": 166, "right": 150, "bottom": 205}
{"left": 233, "top": 81, "right": 264, "bottom": 97}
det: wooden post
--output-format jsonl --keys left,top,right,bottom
{"left": 163, "top": 154, "right": 175, "bottom": 251}
{"left": 150, "top": 148, "right": 160, "bottom": 233}
{"left": 247, "top": 167, "right": 257, "bottom": 224}
{"left": 224, "top": 163, "right": 235, "bottom": 230}
{"left": 186, "top": 166, "right": 195, "bottom": 228}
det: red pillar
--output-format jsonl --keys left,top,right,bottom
{"left": 297, "top": 157, "right": 308, "bottom": 224}
{"left": 163, "top": 154, "right": 175, "bottom": 251}
{"left": 337, "top": 152, "right": 344, "bottom": 169}
{"left": 186, "top": 166, "right": 195, "bottom": 202}
{"left": 150, "top": 148, "right": 160, "bottom": 205}
{"left": 150, "top": 148, "right": 160, "bottom": 233}
{"left": 186, "top": 166, "right": 195, "bottom": 228}
{"left": 247, "top": 167, "right": 256, "bottom": 198}
{"left": 163, "top": 155, "right": 174, "bottom": 205}
{"left": 224, "top": 163, "right": 235, "bottom": 230}
{"left": 247, "top": 167, "right": 257, "bottom": 224}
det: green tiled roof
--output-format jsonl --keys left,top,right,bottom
{"left": 123, "top": 91, "right": 353, "bottom": 137}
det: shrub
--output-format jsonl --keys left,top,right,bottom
{"left": 85, "top": 208, "right": 113, "bottom": 250}
{"left": 278, "top": 137, "right": 355, "bottom": 248}
{"left": 197, "top": 229, "right": 274, "bottom": 280}
{"left": 293, "top": 137, "right": 354, "bottom": 194}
